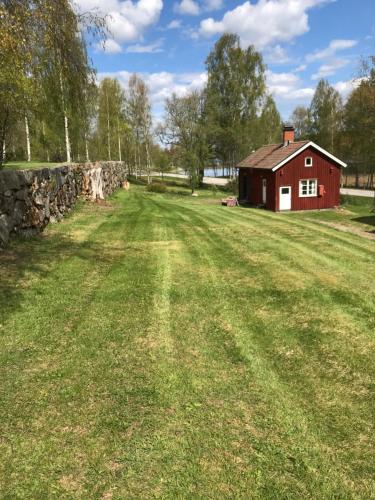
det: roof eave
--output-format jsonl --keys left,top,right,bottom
{"left": 271, "top": 141, "right": 347, "bottom": 172}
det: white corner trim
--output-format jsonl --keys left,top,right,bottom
{"left": 271, "top": 141, "right": 347, "bottom": 172}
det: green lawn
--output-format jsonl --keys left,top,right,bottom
{"left": 2, "top": 161, "right": 61, "bottom": 170}
{"left": 0, "top": 183, "right": 374, "bottom": 498}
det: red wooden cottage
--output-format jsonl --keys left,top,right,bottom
{"left": 237, "top": 125, "right": 347, "bottom": 211}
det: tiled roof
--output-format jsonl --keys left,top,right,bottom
{"left": 238, "top": 140, "right": 310, "bottom": 170}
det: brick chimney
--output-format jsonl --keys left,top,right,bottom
{"left": 283, "top": 124, "right": 295, "bottom": 146}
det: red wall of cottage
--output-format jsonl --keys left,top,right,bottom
{"left": 239, "top": 146, "right": 342, "bottom": 211}
{"left": 275, "top": 146, "right": 341, "bottom": 211}
{"left": 239, "top": 169, "right": 276, "bottom": 210}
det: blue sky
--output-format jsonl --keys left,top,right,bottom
{"left": 77, "top": 0, "right": 375, "bottom": 120}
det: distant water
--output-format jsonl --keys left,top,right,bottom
{"left": 204, "top": 167, "right": 231, "bottom": 177}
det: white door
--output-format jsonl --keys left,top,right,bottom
{"left": 279, "top": 186, "right": 291, "bottom": 210}
{"left": 262, "top": 178, "right": 267, "bottom": 204}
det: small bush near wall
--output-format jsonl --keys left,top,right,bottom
{"left": 146, "top": 182, "right": 167, "bottom": 193}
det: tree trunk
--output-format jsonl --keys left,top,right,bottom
{"left": 145, "top": 139, "right": 151, "bottom": 184}
{"left": 1, "top": 140, "right": 5, "bottom": 165}
{"left": 106, "top": 91, "right": 111, "bottom": 160}
{"left": 42, "top": 122, "right": 50, "bottom": 162}
{"left": 0, "top": 108, "right": 9, "bottom": 168}
{"left": 135, "top": 137, "right": 140, "bottom": 179}
{"left": 25, "top": 115, "right": 31, "bottom": 162}
{"left": 59, "top": 70, "right": 71, "bottom": 163}
{"left": 117, "top": 118, "right": 122, "bottom": 162}
{"left": 64, "top": 112, "right": 71, "bottom": 163}
{"left": 85, "top": 135, "right": 90, "bottom": 162}
{"left": 355, "top": 168, "right": 359, "bottom": 188}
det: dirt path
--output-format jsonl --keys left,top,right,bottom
{"left": 308, "top": 218, "right": 375, "bottom": 240}
{"left": 340, "top": 188, "right": 375, "bottom": 198}
{"left": 152, "top": 172, "right": 229, "bottom": 186}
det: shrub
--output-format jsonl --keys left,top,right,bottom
{"left": 223, "top": 178, "right": 238, "bottom": 195}
{"left": 210, "top": 185, "right": 218, "bottom": 195}
{"left": 146, "top": 181, "right": 167, "bottom": 193}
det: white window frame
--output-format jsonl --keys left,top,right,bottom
{"left": 305, "top": 156, "right": 313, "bottom": 167}
{"left": 299, "top": 179, "right": 317, "bottom": 197}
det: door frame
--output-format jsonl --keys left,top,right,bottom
{"left": 279, "top": 185, "right": 292, "bottom": 211}
{"left": 262, "top": 178, "right": 267, "bottom": 204}
{"left": 241, "top": 173, "right": 248, "bottom": 201}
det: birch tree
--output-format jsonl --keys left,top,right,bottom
{"left": 97, "top": 78, "right": 126, "bottom": 161}
{"left": 160, "top": 91, "right": 208, "bottom": 193}
{"left": 0, "top": 1, "right": 33, "bottom": 167}
{"left": 204, "top": 34, "right": 266, "bottom": 176}
{"left": 309, "top": 79, "right": 343, "bottom": 154}
{"left": 126, "top": 74, "right": 153, "bottom": 182}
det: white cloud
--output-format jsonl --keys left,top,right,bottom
{"left": 264, "top": 45, "right": 290, "bottom": 64}
{"left": 204, "top": 0, "right": 224, "bottom": 11}
{"left": 97, "top": 70, "right": 208, "bottom": 119}
{"left": 96, "top": 38, "right": 122, "bottom": 53}
{"left": 266, "top": 70, "right": 314, "bottom": 101}
{"left": 126, "top": 39, "right": 164, "bottom": 53}
{"left": 174, "top": 0, "right": 223, "bottom": 16}
{"left": 198, "top": 0, "right": 332, "bottom": 49}
{"left": 167, "top": 19, "right": 182, "bottom": 29}
{"left": 333, "top": 77, "right": 364, "bottom": 99}
{"left": 75, "top": 0, "right": 163, "bottom": 45}
{"left": 174, "top": 0, "right": 200, "bottom": 15}
{"left": 307, "top": 39, "right": 358, "bottom": 62}
{"left": 312, "top": 58, "right": 349, "bottom": 79}
{"left": 294, "top": 64, "right": 307, "bottom": 72}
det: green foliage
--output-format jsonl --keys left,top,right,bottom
{"left": 126, "top": 73, "right": 153, "bottom": 178}
{"left": 145, "top": 181, "right": 167, "bottom": 193}
{"left": 0, "top": 0, "right": 106, "bottom": 166}
{"left": 153, "top": 145, "right": 171, "bottom": 175}
{"left": 204, "top": 34, "right": 267, "bottom": 168}
{"left": 223, "top": 178, "right": 239, "bottom": 194}
{"left": 290, "top": 106, "right": 311, "bottom": 140}
{"left": 257, "top": 95, "right": 282, "bottom": 146}
{"left": 96, "top": 78, "right": 127, "bottom": 161}
{"left": 161, "top": 91, "right": 209, "bottom": 193}
{"left": 290, "top": 57, "right": 375, "bottom": 185}
{"left": 309, "top": 79, "right": 343, "bottom": 154}
{"left": 343, "top": 59, "right": 375, "bottom": 176}
{"left": 210, "top": 184, "right": 218, "bottom": 195}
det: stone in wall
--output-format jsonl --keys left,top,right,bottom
{"left": 0, "top": 161, "right": 127, "bottom": 247}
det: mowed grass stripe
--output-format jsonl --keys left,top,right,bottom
{"left": 178, "top": 201, "right": 375, "bottom": 324}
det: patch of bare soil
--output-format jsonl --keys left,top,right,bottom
{"left": 95, "top": 199, "right": 113, "bottom": 208}
{"left": 311, "top": 219, "right": 375, "bottom": 240}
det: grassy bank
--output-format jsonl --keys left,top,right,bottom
{"left": 1, "top": 161, "right": 62, "bottom": 170}
{"left": 0, "top": 184, "right": 374, "bottom": 497}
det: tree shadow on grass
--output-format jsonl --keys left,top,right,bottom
{"left": 0, "top": 232, "right": 115, "bottom": 327}
{"left": 352, "top": 215, "right": 375, "bottom": 234}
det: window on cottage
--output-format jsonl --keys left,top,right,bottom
{"left": 305, "top": 157, "right": 313, "bottom": 167}
{"left": 299, "top": 179, "right": 317, "bottom": 197}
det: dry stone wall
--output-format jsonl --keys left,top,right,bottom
{"left": 0, "top": 161, "right": 126, "bottom": 247}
